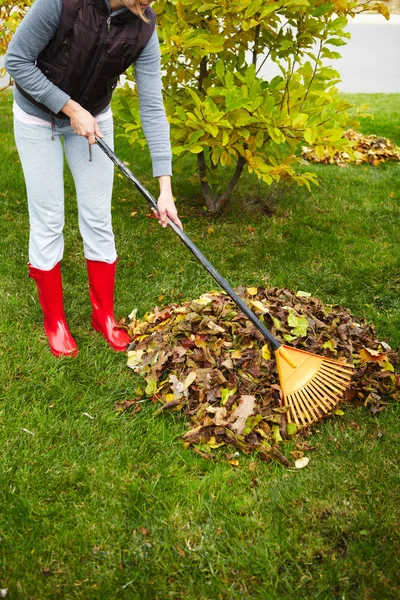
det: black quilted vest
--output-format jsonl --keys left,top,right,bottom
{"left": 18, "top": 0, "right": 156, "bottom": 117}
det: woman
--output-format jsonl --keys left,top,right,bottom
{"left": 5, "top": 0, "right": 182, "bottom": 358}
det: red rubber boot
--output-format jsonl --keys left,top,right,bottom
{"left": 28, "top": 263, "right": 79, "bottom": 358}
{"left": 86, "top": 259, "right": 130, "bottom": 352}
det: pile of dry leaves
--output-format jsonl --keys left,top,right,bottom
{"left": 302, "top": 129, "right": 400, "bottom": 166}
{"left": 116, "top": 287, "right": 399, "bottom": 465}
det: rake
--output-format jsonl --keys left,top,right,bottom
{"left": 96, "top": 137, "right": 355, "bottom": 427}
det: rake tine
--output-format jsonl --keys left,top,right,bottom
{"left": 298, "top": 387, "right": 323, "bottom": 421}
{"left": 294, "top": 391, "right": 315, "bottom": 423}
{"left": 307, "top": 381, "right": 336, "bottom": 412}
{"left": 314, "top": 373, "right": 349, "bottom": 395}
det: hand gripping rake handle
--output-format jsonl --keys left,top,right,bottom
{"left": 96, "top": 137, "right": 295, "bottom": 366}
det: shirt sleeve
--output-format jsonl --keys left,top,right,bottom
{"left": 4, "top": 0, "right": 71, "bottom": 114}
{"left": 134, "top": 29, "right": 172, "bottom": 178}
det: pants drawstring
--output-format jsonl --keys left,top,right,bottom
{"left": 50, "top": 113, "right": 55, "bottom": 141}
{"left": 88, "top": 141, "right": 92, "bottom": 162}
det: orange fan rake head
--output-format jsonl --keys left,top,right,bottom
{"left": 275, "top": 345, "right": 355, "bottom": 426}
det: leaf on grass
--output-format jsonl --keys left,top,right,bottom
{"left": 295, "top": 456, "right": 310, "bottom": 469}
{"left": 115, "top": 398, "right": 141, "bottom": 412}
{"left": 145, "top": 377, "right": 158, "bottom": 396}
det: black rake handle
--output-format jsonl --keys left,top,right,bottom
{"left": 95, "top": 136, "right": 282, "bottom": 351}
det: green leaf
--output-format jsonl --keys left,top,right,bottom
{"left": 304, "top": 126, "right": 318, "bottom": 145}
{"left": 225, "top": 70, "right": 235, "bottom": 90}
{"left": 188, "top": 145, "right": 204, "bottom": 154}
{"left": 216, "top": 60, "right": 225, "bottom": 82}
{"left": 145, "top": 377, "right": 157, "bottom": 396}
{"left": 312, "top": 3, "right": 333, "bottom": 16}
{"left": 221, "top": 387, "right": 237, "bottom": 405}
{"left": 188, "top": 129, "right": 205, "bottom": 144}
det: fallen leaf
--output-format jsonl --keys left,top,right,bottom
{"left": 295, "top": 456, "right": 310, "bottom": 469}
{"left": 184, "top": 371, "right": 197, "bottom": 389}
{"left": 251, "top": 300, "right": 269, "bottom": 313}
{"left": 359, "top": 347, "right": 387, "bottom": 365}
{"left": 261, "top": 344, "right": 271, "bottom": 361}
{"left": 115, "top": 399, "right": 140, "bottom": 412}
{"left": 207, "top": 406, "right": 228, "bottom": 426}
{"left": 246, "top": 287, "right": 258, "bottom": 296}
{"left": 230, "top": 395, "right": 256, "bottom": 435}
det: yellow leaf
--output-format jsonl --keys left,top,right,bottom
{"left": 127, "top": 350, "right": 144, "bottom": 369}
{"left": 231, "top": 349, "right": 242, "bottom": 359}
{"left": 381, "top": 360, "right": 394, "bottom": 372}
{"left": 250, "top": 300, "right": 269, "bottom": 313}
{"left": 246, "top": 287, "right": 258, "bottom": 296}
{"left": 295, "top": 456, "right": 310, "bottom": 469}
{"left": 228, "top": 459, "right": 240, "bottom": 467}
{"left": 207, "top": 436, "right": 226, "bottom": 449}
{"left": 261, "top": 344, "right": 271, "bottom": 361}
{"left": 184, "top": 371, "right": 197, "bottom": 390}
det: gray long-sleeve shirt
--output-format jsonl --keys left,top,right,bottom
{"left": 4, "top": 0, "right": 172, "bottom": 177}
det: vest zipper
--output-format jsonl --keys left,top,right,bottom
{"left": 74, "top": 15, "right": 111, "bottom": 105}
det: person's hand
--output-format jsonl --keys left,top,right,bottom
{"left": 61, "top": 99, "right": 103, "bottom": 144}
{"left": 154, "top": 191, "right": 183, "bottom": 230}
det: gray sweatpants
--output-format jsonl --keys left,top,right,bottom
{"left": 14, "top": 116, "right": 117, "bottom": 270}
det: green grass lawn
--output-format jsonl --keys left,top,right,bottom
{"left": 1, "top": 90, "right": 400, "bottom": 600}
